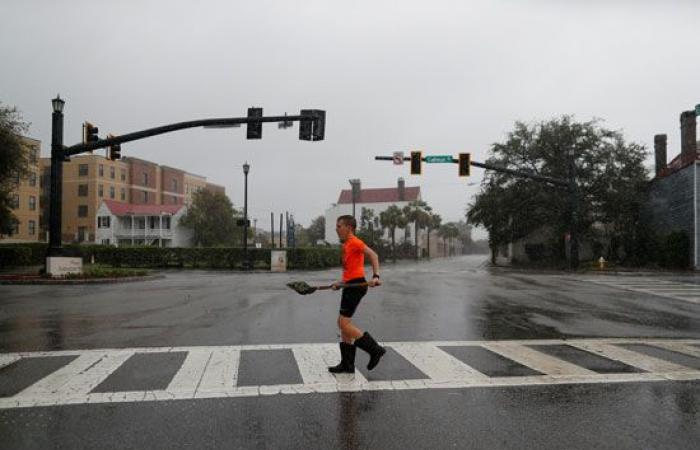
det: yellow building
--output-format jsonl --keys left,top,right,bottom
{"left": 0, "top": 137, "right": 41, "bottom": 243}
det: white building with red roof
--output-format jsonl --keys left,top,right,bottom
{"left": 95, "top": 199, "right": 192, "bottom": 247}
{"left": 324, "top": 178, "right": 421, "bottom": 244}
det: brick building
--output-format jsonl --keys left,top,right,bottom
{"left": 647, "top": 107, "right": 700, "bottom": 268}
{"left": 39, "top": 154, "right": 225, "bottom": 244}
{"left": 0, "top": 137, "right": 42, "bottom": 243}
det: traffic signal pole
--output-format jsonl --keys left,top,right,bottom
{"left": 375, "top": 153, "right": 580, "bottom": 270}
{"left": 48, "top": 99, "right": 324, "bottom": 260}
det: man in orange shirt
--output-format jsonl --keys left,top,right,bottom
{"left": 328, "top": 215, "right": 386, "bottom": 374}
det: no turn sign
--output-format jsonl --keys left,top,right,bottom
{"left": 393, "top": 151, "right": 404, "bottom": 165}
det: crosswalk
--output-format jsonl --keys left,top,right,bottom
{"left": 1, "top": 338, "right": 699, "bottom": 409}
{"left": 583, "top": 277, "right": 700, "bottom": 304}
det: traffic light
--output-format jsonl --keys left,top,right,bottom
{"left": 299, "top": 110, "right": 326, "bottom": 141}
{"left": 83, "top": 122, "right": 99, "bottom": 143}
{"left": 410, "top": 151, "right": 422, "bottom": 175}
{"left": 458, "top": 153, "right": 471, "bottom": 177}
{"left": 108, "top": 134, "right": 121, "bottom": 160}
{"left": 246, "top": 107, "right": 263, "bottom": 139}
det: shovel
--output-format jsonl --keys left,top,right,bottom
{"left": 286, "top": 280, "right": 370, "bottom": 296}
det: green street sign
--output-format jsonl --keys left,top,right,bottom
{"left": 695, "top": 104, "right": 700, "bottom": 116}
{"left": 424, "top": 155, "right": 454, "bottom": 163}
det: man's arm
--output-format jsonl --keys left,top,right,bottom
{"left": 364, "top": 246, "right": 382, "bottom": 286}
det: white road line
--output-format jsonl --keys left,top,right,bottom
{"left": 196, "top": 348, "right": 240, "bottom": 393}
{"left": 391, "top": 343, "right": 488, "bottom": 381}
{"left": 583, "top": 278, "right": 700, "bottom": 304}
{"left": 0, "top": 354, "right": 20, "bottom": 370}
{"left": 2, "top": 339, "right": 700, "bottom": 409}
{"left": 167, "top": 349, "right": 212, "bottom": 396}
{"left": 650, "top": 342, "right": 700, "bottom": 359}
{"left": 482, "top": 343, "right": 596, "bottom": 376}
{"left": 16, "top": 353, "right": 106, "bottom": 397}
{"left": 568, "top": 342, "right": 691, "bottom": 373}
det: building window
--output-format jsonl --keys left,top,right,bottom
{"left": 101, "top": 239, "right": 110, "bottom": 245}
{"left": 143, "top": 191, "right": 148, "bottom": 203}
{"left": 78, "top": 184, "right": 88, "bottom": 196}
{"left": 78, "top": 226, "right": 87, "bottom": 242}
{"left": 172, "top": 179, "right": 178, "bottom": 192}
{"left": 98, "top": 184, "right": 104, "bottom": 197}
{"left": 185, "top": 183, "right": 189, "bottom": 194}
{"left": 143, "top": 172, "right": 149, "bottom": 186}
{"left": 110, "top": 166, "right": 115, "bottom": 179}
{"left": 14, "top": 173, "right": 20, "bottom": 185}
{"left": 79, "top": 164, "right": 88, "bottom": 176}
{"left": 121, "top": 169, "right": 126, "bottom": 182}
{"left": 109, "top": 186, "right": 115, "bottom": 199}
{"left": 29, "top": 172, "right": 37, "bottom": 187}
{"left": 11, "top": 221, "right": 19, "bottom": 235}
{"left": 98, "top": 216, "right": 111, "bottom": 228}
{"left": 78, "top": 205, "right": 88, "bottom": 217}
{"left": 12, "top": 194, "right": 20, "bottom": 209}
{"left": 163, "top": 216, "right": 171, "bottom": 230}
{"left": 28, "top": 196, "right": 36, "bottom": 211}
{"left": 149, "top": 216, "right": 157, "bottom": 229}
{"left": 120, "top": 187, "right": 126, "bottom": 201}
{"left": 28, "top": 220, "right": 36, "bottom": 235}
{"left": 99, "top": 164, "right": 104, "bottom": 177}
{"left": 136, "top": 217, "right": 146, "bottom": 229}
{"left": 29, "top": 148, "right": 38, "bottom": 164}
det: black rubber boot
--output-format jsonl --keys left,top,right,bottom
{"left": 354, "top": 332, "right": 386, "bottom": 370}
{"left": 328, "top": 342, "right": 356, "bottom": 374}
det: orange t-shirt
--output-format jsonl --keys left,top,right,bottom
{"left": 342, "top": 235, "right": 366, "bottom": 282}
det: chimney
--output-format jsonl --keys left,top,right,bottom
{"left": 680, "top": 110, "right": 697, "bottom": 159}
{"left": 654, "top": 134, "right": 667, "bottom": 177}
{"left": 398, "top": 177, "right": 405, "bottom": 201}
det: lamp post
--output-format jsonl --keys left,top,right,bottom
{"left": 242, "top": 162, "right": 250, "bottom": 270}
{"left": 568, "top": 147, "right": 579, "bottom": 270}
{"left": 48, "top": 95, "right": 65, "bottom": 257}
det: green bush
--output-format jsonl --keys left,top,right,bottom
{"left": 0, "top": 246, "right": 31, "bottom": 268}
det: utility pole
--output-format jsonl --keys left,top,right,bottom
{"left": 279, "top": 213, "right": 283, "bottom": 248}
{"left": 270, "top": 212, "right": 275, "bottom": 248}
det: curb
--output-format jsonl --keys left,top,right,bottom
{"left": 0, "top": 274, "right": 165, "bottom": 285}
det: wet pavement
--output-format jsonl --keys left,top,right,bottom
{"left": 1, "top": 255, "right": 699, "bottom": 449}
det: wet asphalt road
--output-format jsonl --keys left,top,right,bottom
{"left": 1, "top": 255, "right": 700, "bottom": 449}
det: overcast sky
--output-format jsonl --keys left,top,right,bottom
{"left": 2, "top": 0, "right": 698, "bottom": 238}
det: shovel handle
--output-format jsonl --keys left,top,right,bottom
{"left": 318, "top": 282, "right": 370, "bottom": 290}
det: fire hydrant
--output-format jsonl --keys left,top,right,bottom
{"left": 598, "top": 256, "right": 606, "bottom": 270}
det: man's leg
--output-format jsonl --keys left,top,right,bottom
{"left": 338, "top": 316, "right": 363, "bottom": 343}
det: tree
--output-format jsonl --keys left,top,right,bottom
{"left": 180, "top": 189, "right": 242, "bottom": 247}
{"left": 379, "top": 205, "right": 406, "bottom": 262}
{"left": 467, "top": 116, "right": 649, "bottom": 264}
{"left": 403, "top": 200, "right": 431, "bottom": 260}
{"left": 306, "top": 215, "right": 326, "bottom": 245}
{"left": 0, "top": 103, "right": 30, "bottom": 235}
{"left": 438, "top": 222, "right": 460, "bottom": 256}
{"left": 426, "top": 212, "right": 442, "bottom": 258}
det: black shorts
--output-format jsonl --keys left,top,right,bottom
{"left": 339, "top": 277, "right": 368, "bottom": 318}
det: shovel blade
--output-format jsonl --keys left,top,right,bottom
{"left": 286, "top": 281, "right": 318, "bottom": 295}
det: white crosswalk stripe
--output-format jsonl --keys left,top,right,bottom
{"left": 583, "top": 277, "right": 700, "bottom": 304}
{"left": 0, "top": 338, "right": 699, "bottom": 409}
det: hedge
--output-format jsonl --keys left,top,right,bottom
{"left": 0, "top": 244, "right": 341, "bottom": 270}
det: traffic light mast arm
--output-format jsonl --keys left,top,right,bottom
{"left": 374, "top": 155, "right": 568, "bottom": 187}
{"left": 64, "top": 114, "right": 314, "bottom": 156}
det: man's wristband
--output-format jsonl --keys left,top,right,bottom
{"left": 372, "top": 274, "right": 380, "bottom": 279}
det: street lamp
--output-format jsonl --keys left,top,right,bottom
{"left": 48, "top": 95, "right": 65, "bottom": 257}
{"left": 242, "top": 162, "right": 250, "bottom": 270}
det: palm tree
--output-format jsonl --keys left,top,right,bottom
{"left": 427, "top": 213, "right": 442, "bottom": 259}
{"left": 403, "top": 200, "right": 431, "bottom": 260}
{"left": 379, "top": 205, "right": 406, "bottom": 262}
{"left": 438, "top": 222, "right": 460, "bottom": 257}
